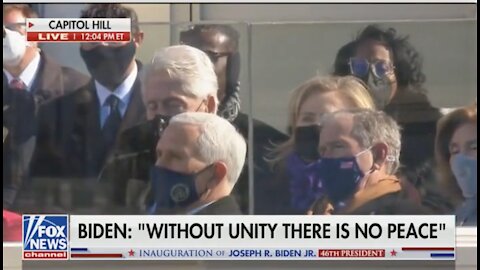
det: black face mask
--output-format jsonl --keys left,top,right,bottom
{"left": 98, "top": 114, "right": 172, "bottom": 184}
{"left": 80, "top": 42, "right": 136, "bottom": 88}
{"left": 113, "top": 114, "right": 171, "bottom": 159}
{"left": 294, "top": 125, "right": 321, "bottom": 162}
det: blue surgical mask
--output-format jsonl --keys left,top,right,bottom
{"left": 150, "top": 165, "right": 212, "bottom": 211}
{"left": 451, "top": 154, "right": 477, "bottom": 199}
{"left": 313, "top": 148, "right": 371, "bottom": 205}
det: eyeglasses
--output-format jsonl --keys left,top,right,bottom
{"left": 203, "top": 50, "right": 230, "bottom": 63}
{"left": 349, "top": 57, "right": 394, "bottom": 79}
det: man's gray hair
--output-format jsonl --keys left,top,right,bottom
{"left": 325, "top": 109, "right": 402, "bottom": 174}
{"left": 170, "top": 112, "right": 247, "bottom": 186}
{"left": 142, "top": 45, "right": 219, "bottom": 111}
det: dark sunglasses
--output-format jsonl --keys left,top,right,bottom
{"left": 203, "top": 50, "right": 230, "bottom": 63}
{"left": 349, "top": 57, "right": 394, "bottom": 79}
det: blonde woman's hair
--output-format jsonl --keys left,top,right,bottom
{"left": 268, "top": 75, "right": 376, "bottom": 168}
{"left": 435, "top": 103, "right": 477, "bottom": 204}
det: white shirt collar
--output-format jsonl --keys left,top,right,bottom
{"left": 95, "top": 62, "right": 138, "bottom": 107}
{"left": 3, "top": 51, "right": 41, "bottom": 91}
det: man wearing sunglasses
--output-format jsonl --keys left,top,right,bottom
{"left": 3, "top": 5, "right": 90, "bottom": 208}
{"left": 30, "top": 4, "right": 146, "bottom": 204}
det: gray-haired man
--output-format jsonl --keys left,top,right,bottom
{"left": 316, "top": 109, "right": 429, "bottom": 215}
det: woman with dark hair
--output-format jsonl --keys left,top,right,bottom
{"left": 435, "top": 103, "right": 477, "bottom": 226}
{"left": 333, "top": 25, "right": 429, "bottom": 106}
{"left": 332, "top": 24, "right": 442, "bottom": 180}
{"left": 333, "top": 41, "right": 357, "bottom": 80}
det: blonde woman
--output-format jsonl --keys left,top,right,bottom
{"left": 435, "top": 103, "right": 477, "bottom": 226}
{"left": 257, "top": 75, "right": 376, "bottom": 214}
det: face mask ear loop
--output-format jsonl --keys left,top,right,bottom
{"left": 197, "top": 164, "right": 216, "bottom": 200}
{"left": 355, "top": 146, "right": 374, "bottom": 190}
{"left": 202, "top": 188, "right": 212, "bottom": 200}
{"left": 200, "top": 177, "right": 216, "bottom": 201}
{"left": 355, "top": 146, "right": 372, "bottom": 158}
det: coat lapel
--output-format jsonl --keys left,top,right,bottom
{"left": 68, "top": 73, "right": 145, "bottom": 176}
{"left": 30, "top": 52, "right": 64, "bottom": 104}
{"left": 68, "top": 82, "right": 103, "bottom": 176}
{"left": 118, "top": 78, "right": 145, "bottom": 133}
{"left": 102, "top": 76, "right": 145, "bottom": 167}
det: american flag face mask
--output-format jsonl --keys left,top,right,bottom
{"left": 311, "top": 147, "right": 372, "bottom": 205}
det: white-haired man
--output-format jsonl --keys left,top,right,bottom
{"left": 104, "top": 45, "right": 220, "bottom": 211}
{"left": 142, "top": 45, "right": 219, "bottom": 119}
{"left": 316, "top": 109, "right": 429, "bottom": 215}
{"left": 151, "top": 112, "right": 246, "bottom": 215}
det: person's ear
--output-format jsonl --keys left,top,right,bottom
{"left": 371, "top": 143, "right": 388, "bottom": 170}
{"left": 206, "top": 95, "right": 217, "bottom": 114}
{"left": 134, "top": 31, "right": 144, "bottom": 47}
{"left": 209, "top": 162, "right": 227, "bottom": 188}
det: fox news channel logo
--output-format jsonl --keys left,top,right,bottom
{"left": 23, "top": 215, "right": 69, "bottom": 260}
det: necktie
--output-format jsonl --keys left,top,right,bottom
{"left": 102, "top": 95, "right": 122, "bottom": 151}
{"left": 9, "top": 78, "right": 26, "bottom": 91}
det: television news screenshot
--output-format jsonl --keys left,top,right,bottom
{"left": 2, "top": 2, "right": 477, "bottom": 270}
